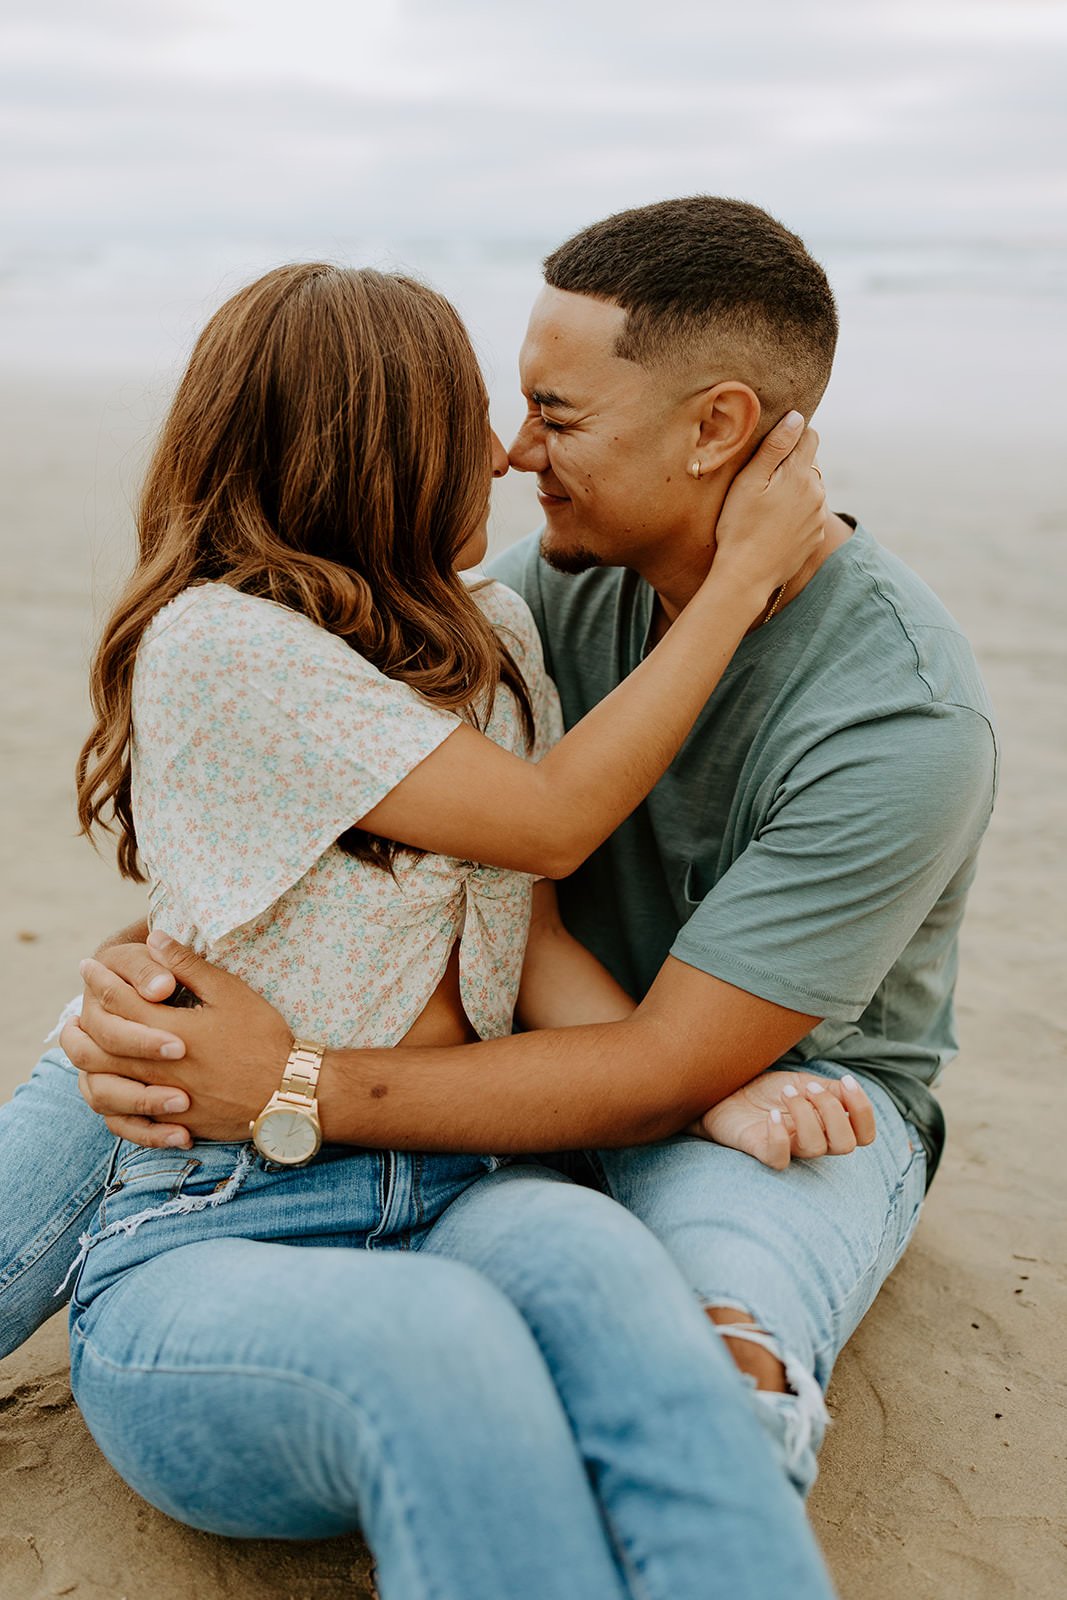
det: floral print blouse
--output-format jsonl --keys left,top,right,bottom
{"left": 131, "top": 580, "right": 563, "bottom": 1049}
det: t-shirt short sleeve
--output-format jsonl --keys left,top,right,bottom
{"left": 671, "top": 703, "right": 996, "bottom": 1020}
{"left": 132, "top": 586, "right": 461, "bottom": 941}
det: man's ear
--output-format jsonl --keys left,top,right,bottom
{"left": 691, "top": 383, "right": 762, "bottom": 475}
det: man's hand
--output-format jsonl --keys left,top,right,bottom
{"left": 63, "top": 932, "right": 291, "bottom": 1148}
{"left": 687, "top": 1069, "right": 877, "bottom": 1170}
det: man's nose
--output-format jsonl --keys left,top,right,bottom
{"left": 507, "top": 416, "right": 549, "bottom": 475}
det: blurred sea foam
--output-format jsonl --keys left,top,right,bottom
{"left": 1, "top": 232, "right": 1062, "bottom": 458}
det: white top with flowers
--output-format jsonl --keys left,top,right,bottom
{"left": 131, "top": 579, "right": 563, "bottom": 1049}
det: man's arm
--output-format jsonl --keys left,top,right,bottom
{"left": 320, "top": 958, "right": 820, "bottom": 1150}
{"left": 68, "top": 933, "right": 866, "bottom": 1154}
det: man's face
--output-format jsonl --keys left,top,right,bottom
{"left": 509, "top": 286, "right": 697, "bottom": 573}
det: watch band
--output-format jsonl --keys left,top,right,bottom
{"left": 277, "top": 1038, "right": 325, "bottom": 1102}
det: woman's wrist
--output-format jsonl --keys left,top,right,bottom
{"left": 697, "top": 555, "right": 777, "bottom": 620}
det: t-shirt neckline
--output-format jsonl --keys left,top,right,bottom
{"left": 637, "top": 517, "right": 867, "bottom": 669}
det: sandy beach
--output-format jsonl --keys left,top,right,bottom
{"left": 1, "top": 371, "right": 1065, "bottom": 1599}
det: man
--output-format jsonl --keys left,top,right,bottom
{"left": 61, "top": 197, "right": 996, "bottom": 1492}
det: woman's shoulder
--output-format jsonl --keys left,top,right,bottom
{"left": 140, "top": 584, "right": 384, "bottom": 691}
{"left": 143, "top": 583, "right": 318, "bottom": 649}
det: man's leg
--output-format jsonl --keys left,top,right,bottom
{"left": 593, "top": 1067, "right": 927, "bottom": 1494}
{"left": 0, "top": 1049, "right": 115, "bottom": 1358}
{"left": 425, "top": 1163, "right": 834, "bottom": 1600}
{"left": 70, "top": 1238, "right": 632, "bottom": 1600}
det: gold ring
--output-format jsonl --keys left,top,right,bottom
{"left": 812, "top": 464, "right": 823, "bottom": 480}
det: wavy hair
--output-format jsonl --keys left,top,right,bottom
{"left": 76, "top": 263, "right": 532, "bottom": 876}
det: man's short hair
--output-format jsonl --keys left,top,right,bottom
{"left": 543, "top": 197, "right": 838, "bottom": 422}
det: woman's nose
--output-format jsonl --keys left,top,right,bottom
{"left": 490, "top": 429, "right": 510, "bottom": 480}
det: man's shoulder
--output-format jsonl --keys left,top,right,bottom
{"left": 825, "top": 526, "right": 994, "bottom": 728}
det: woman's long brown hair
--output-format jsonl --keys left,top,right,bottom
{"left": 76, "top": 263, "right": 533, "bottom": 877}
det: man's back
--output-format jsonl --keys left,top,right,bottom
{"left": 490, "top": 521, "right": 997, "bottom": 1178}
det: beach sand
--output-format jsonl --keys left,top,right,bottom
{"left": 1, "top": 378, "right": 1064, "bottom": 1598}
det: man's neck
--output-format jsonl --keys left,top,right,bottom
{"left": 647, "top": 511, "right": 854, "bottom": 644}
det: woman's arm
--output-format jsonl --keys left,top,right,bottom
{"left": 517, "top": 883, "right": 876, "bottom": 1168}
{"left": 357, "top": 417, "right": 824, "bottom": 879}
{"left": 515, "top": 883, "right": 636, "bottom": 1030}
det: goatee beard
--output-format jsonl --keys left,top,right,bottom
{"left": 539, "top": 534, "right": 604, "bottom": 576}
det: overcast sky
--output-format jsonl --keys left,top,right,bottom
{"left": 4, "top": 0, "right": 1064, "bottom": 252}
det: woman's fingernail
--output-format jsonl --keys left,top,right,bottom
{"left": 770, "top": 1108, "right": 783, "bottom": 1125}
{"left": 784, "top": 409, "right": 803, "bottom": 428}
{"left": 842, "top": 1074, "right": 859, "bottom": 1090}
{"left": 163, "top": 1095, "right": 188, "bottom": 1112}
{"left": 146, "top": 975, "right": 172, "bottom": 998}
{"left": 147, "top": 930, "right": 174, "bottom": 953}
{"left": 806, "top": 1081, "right": 825, "bottom": 1094}
{"left": 782, "top": 1084, "right": 799, "bottom": 1099}
{"left": 78, "top": 958, "right": 91, "bottom": 977}
{"left": 165, "top": 1131, "right": 188, "bottom": 1148}
{"left": 159, "top": 1041, "right": 185, "bottom": 1060}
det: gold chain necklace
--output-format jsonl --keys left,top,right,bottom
{"left": 760, "top": 582, "right": 788, "bottom": 626}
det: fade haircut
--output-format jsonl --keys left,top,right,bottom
{"left": 543, "top": 197, "right": 838, "bottom": 424}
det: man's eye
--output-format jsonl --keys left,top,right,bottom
{"left": 541, "top": 417, "right": 566, "bottom": 433}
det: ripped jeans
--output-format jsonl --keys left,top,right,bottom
{"left": 590, "top": 1061, "right": 928, "bottom": 1495}
{"left": 2, "top": 1049, "right": 835, "bottom": 1600}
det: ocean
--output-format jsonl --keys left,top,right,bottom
{"left": 1, "top": 234, "right": 1062, "bottom": 446}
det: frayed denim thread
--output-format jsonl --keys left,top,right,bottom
{"left": 708, "top": 1319, "right": 829, "bottom": 1495}
{"left": 55, "top": 1144, "right": 256, "bottom": 1298}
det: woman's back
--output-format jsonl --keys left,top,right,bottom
{"left": 132, "top": 578, "right": 561, "bottom": 1050}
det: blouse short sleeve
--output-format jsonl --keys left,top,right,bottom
{"left": 469, "top": 577, "right": 564, "bottom": 761}
{"left": 131, "top": 585, "right": 461, "bottom": 941}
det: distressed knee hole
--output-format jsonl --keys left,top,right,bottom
{"left": 705, "top": 1305, "right": 788, "bottom": 1394}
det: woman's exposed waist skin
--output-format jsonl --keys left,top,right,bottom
{"left": 398, "top": 943, "right": 481, "bottom": 1050}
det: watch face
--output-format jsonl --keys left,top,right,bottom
{"left": 256, "top": 1108, "right": 318, "bottom": 1164}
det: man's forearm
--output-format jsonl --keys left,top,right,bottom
{"left": 319, "top": 1015, "right": 712, "bottom": 1153}
{"left": 74, "top": 940, "right": 818, "bottom": 1150}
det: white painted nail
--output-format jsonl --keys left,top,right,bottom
{"left": 782, "top": 1084, "right": 799, "bottom": 1098}
{"left": 770, "top": 1108, "right": 783, "bottom": 1125}
{"left": 806, "top": 1081, "right": 825, "bottom": 1094}
{"left": 842, "top": 1074, "right": 859, "bottom": 1090}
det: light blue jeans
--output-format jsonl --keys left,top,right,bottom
{"left": 592, "top": 1061, "right": 928, "bottom": 1494}
{"left": 2, "top": 1049, "right": 834, "bottom": 1600}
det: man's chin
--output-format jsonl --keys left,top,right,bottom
{"left": 538, "top": 531, "right": 604, "bottom": 576}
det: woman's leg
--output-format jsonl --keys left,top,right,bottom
{"left": 70, "top": 1238, "right": 629, "bottom": 1600}
{"left": 423, "top": 1164, "right": 834, "bottom": 1600}
{"left": 0, "top": 1048, "right": 114, "bottom": 1357}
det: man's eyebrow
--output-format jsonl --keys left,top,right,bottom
{"left": 530, "top": 387, "right": 575, "bottom": 410}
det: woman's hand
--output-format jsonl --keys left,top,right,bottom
{"left": 709, "top": 412, "right": 826, "bottom": 604}
{"left": 62, "top": 932, "right": 292, "bottom": 1148}
{"left": 687, "top": 1069, "right": 876, "bottom": 1170}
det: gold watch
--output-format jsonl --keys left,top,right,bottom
{"left": 249, "top": 1038, "right": 325, "bottom": 1166}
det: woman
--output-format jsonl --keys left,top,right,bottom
{"left": 1, "top": 263, "right": 835, "bottom": 1598}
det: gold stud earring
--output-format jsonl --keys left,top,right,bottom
{"left": 690, "top": 461, "right": 702, "bottom": 480}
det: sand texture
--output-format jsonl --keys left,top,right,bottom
{"left": 1, "top": 382, "right": 1064, "bottom": 1598}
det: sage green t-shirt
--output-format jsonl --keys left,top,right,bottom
{"left": 488, "top": 522, "right": 997, "bottom": 1181}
